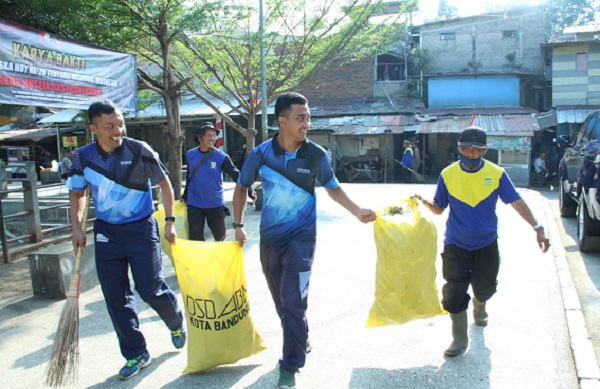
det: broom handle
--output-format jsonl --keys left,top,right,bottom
{"left": 71, "top": 186, "right": 91, "bottom": 276}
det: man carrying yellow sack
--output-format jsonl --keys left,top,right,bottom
{"left": 232, "top": 92, "right": 376, "bottom": 388}
{"left": 415, "top": 126, "right": 550, "bottom": 357}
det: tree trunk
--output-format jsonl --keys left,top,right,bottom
{"left": 245, "top": 112, "right": 257, "bottom": 156}
{"left": 161, "top": 41, "right": 184, "bottom": 199}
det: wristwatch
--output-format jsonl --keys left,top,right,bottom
{"left": 232, "top": 223, "right": 244, "bottom": 228}
{"left": 165, "top": 216, "right": 176, "bottom": 222}
{"left": 533, "top": 223, "right": 544, "bottom": 231}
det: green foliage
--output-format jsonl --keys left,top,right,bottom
{"left": 544, "top": 0, "right": 596, "bottom": 40}
{"left": 437, "top": 0, "right": 458, "bottom": 21}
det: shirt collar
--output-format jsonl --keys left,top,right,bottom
{"left": 95, "top": 139, "right": 125, "bottom": 159}
{"left": 272, "top": 132, "right": 309, "bottom": 157}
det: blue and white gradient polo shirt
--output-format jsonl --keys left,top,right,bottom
{"left": 67, "top": 138, "right": 168, "bottom": 224}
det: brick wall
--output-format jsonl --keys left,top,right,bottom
{"left": 296, "top": 57, "right": 375, "bottom": 100}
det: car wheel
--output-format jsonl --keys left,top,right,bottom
{"left": 577, "top": 194, "right": 600, "bottom": 252}
{"left": 559, "top": 178, "right": 577, "bottom": 217}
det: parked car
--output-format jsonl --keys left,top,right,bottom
{"left": 559, "top": 110, "right": 600, "bottom": 252}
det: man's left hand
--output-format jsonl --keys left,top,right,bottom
{"left": 165, "top": 222, "right": 177, "bottom": 244}
{"left": 536, "top": 229, "right": 550, "bottom": 253}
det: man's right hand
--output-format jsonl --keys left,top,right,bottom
{"left": 72, "top": 228, "right": 86, "bottom": 255}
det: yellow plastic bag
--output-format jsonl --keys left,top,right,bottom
{"left": 172, "top": 239, "right": 266, "bottom": 373}
{"left": 153, "top": 201, "right": 189, "bottom": 266}
{"left": 366, "top": 198, "right": 444, "bottom": 328}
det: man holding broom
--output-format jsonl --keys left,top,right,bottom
{"left": 67, "top": 99, "right": 186, "bottom": 380}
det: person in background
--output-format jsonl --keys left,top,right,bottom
{"left": 414, "top": 126, "right": 550, "bottom": 357}
{"left": 533, "top": 151, "right": 555, "bottom": 186}
{"left": 401, "top": 139, "right": 414, "bottom": 182}
{"left": 411, "top": 140, "right": 421, "bottom": 174}
{"left": 182, "top": 121, "right": 255, "bottom": 242}
{"left": 232, "top": 92, "right": 376, "bottom": 389}
{"left": 60, "top": 148, "right": 74, "bottom": 180}
{"left": 67, "top": 99, "right": 186, "bottom": 381}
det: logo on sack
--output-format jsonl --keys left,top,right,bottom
{"left": 96, "top": 234, "right": 109, "bottom": 243}
{"left": 120, "top": 161, "right": 132, "bottom": 165}
{"left": 297, "top": 168, "right": 310, "bottom": 174}
{"left": 185, "top": 286, "right": 250, "bottom": 331}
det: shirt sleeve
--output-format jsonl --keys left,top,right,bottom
{"left": 433, "top": 174, "right": 449, "bottom": 209}
{"left": 65, "top": 149, "right": 88, "bottom": 190}
{"left": 498, "top": 172, "right": 522, "bottom": 204}
{"left": 238, "top": 148, "right": 260, "bottom": 188}
{"left": 319, "top": 153, "right": 339, "bottom": 189}
{"left": 140, "top": 141, "right": 168, "bottom": 185}
{"left": 222, "top": 154, "right": 241, "bottom": 182}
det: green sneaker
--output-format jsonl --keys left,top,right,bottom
{"left": 171, "top": 327, "right": 186, "bottom": 349}
{"left": 118, "top": 352, "right": 151, "bottom": 380}
{"left": 278, "top": 367, "right": 296, "bottom": 389}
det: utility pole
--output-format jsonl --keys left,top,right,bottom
{"left": 259, "top": 0, "right": 268, "bottom": 143}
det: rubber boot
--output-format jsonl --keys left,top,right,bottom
{"left": 473, "top": 298, "right": 488, "bottom": 327}
{"left": 444, "top": 311, "right": 468, "bottom": 356}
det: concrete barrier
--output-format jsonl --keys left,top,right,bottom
{"left": 28, "top": 242, "right": 98, "bottom": 299}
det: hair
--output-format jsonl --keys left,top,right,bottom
{"left": 274, "top": 92, "right": 308, "bottom": 121}
{"left": 88, "top": 99, "right": 120, "bottom": 123}
{"left": 540, "top": 150, "right": 547, "bottom": 155}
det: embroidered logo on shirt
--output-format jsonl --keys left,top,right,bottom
{"left": 484, "top": 177, "right": 492, "bottom": 185}
{"left": 297, "top": 168, "right": 310, "bottom": 174}
{"left": 210, "top": 161, "right": 217, "bottom": 169}
{"left": 121, "top": 161, "right": 132, "bottom": 165}
{"left": 96, "top": 233, "right": 109, "bottom": 243}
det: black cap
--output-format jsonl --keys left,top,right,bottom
{"left": 458, "top": 126, "right": 487, "bottom": 148}
{"left": 197, "top": 122, "right": 220, "bottom": 137}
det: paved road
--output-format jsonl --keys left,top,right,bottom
{"left": 0, "top": 184, "right": 592, "bottom": 388}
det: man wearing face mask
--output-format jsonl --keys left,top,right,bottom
{"left": 413, "top": 126, "right": 550, "bottom": 357}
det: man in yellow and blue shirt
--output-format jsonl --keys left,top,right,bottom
{"left": 416, "top": 126, "right": 550, "bottom": 357}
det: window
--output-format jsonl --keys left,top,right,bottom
{"left": 591, "top": 117, "right": 600, "bottom": 141}
{"left": 582, "top": 116, "right": 598, "bottom": 142}
{"left": 377, "top": 63, "right": 405, "bottom": 81}
{"left": 503, "top": 30, "right": 517, "bottom": 38}
{"left": 576, "top": 53, "right": 588, "bottom": 71}
{"left": 440, "top": 33, "right": 455, "bottom": 40}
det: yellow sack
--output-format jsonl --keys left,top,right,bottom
{"left": 153, "top": 201, "right": 189, "bottom": 266}
{"left": 366, "top": 198, "right": 444, "bottom": 328}
{"left": 172, "top": 239, "right": 266, "bottom": 373}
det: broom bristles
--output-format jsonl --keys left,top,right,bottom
{"left": 45, "top": 273, "right": 81, "bottom": 387}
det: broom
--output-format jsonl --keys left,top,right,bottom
{"left": 45, "top": 186, "right": 91, "bottom": 387}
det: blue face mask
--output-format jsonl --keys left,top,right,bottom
{"left": 459, "top": 154, "right": 482, "bottom": 168}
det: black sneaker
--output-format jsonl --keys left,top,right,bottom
{"left": 118, "top": 352, "right": 151, "bottom": 380}
{"left": 171, "top": 327, "right": 187, "bottom": 349}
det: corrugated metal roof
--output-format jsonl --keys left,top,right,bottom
{"left": 418, "top": 107, "right": 537, "bottom": 116}
{"left": 556, "top": 107, "right": 600, "bottom": 124}
{"left": 0, "top": 127, "right": 75, "bottom": 142}
{"left": 415, "top": 114, "right": 538, "bottom": 135}
{"left": 37, "top": 109, "right": 80, "bottom": 124}
{"left": 309, "top": 97, "right": 423, "bottom": 117}
{"left": 309, "top": 115, "right": 411, "bottom": 135}
{"left": 537, "top": 111, "right": 557, "bottom": 129}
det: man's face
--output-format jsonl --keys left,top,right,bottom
{"left": 540, "top": 152, "right": 546, "bottom": 160}
{"left": 67, "top": 152, "right": 74, "bottom": 160}
{"left": 404, "top": 141, "right": 410, "bottom": 149}
{"left": 89, "top": 110, "right": 125, "bottom": 153}
{"left": 279, "top": 103, "right": 310, "bottom": 142}
{"left": 198, "top": 129, "right": 218, "bottom": 149}
{"left": 458, "top": 145, "right": 488, "bottom": 159}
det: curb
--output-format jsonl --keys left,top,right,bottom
{"left": 543, "top": 197, "right": 600, "bottom": 388}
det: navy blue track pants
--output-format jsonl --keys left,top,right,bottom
{"left": 260, "top": 239, "right": 315, "bottom": 372}
{"left": 94, "top": 216, "right": 184, "bottom": 360}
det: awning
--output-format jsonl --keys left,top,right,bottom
{"left": 414, "top": 114, "right": 539, "bottom": 136}
{"left": 0, "top": 127, "right": 75, "bottom": 142}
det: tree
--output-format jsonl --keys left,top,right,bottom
{"left": 544, "top": 0, "right": 596, "bottom": 40}
{"left": 437, "top": 0, "right": 458, "bottom": 21}
{"left": 176, "top": 0, "right": 403, "bottom": 155}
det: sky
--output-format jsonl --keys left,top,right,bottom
{"left": 415, "top": 0, "right": 546, "bottom": 22}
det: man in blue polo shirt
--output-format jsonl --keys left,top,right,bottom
{"left": 67, "top": 99, "right": 185, "bottom": 381}
{"left": 232, "top": 92, "right": 376, "bottom": 388}
{"left": 415, "top": 126, "right": 550, "bottom": 357}
{"left": 182, "top": 122, "right": 255, "bottom": 241}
